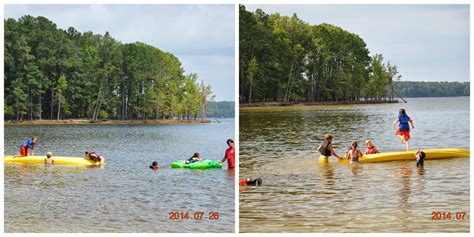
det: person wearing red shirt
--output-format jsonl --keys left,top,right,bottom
{"left": 219, "top": 139, "right": 235, "bottom": 169}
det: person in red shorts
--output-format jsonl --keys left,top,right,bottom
{"left": 392, "top": 108, "right": 414, "bottom": 151}
{"left": 219, "top": 139, "right": 235, "bottom": 169}
{"left": 19, "top": 137, "right": 37, "bottom": 156}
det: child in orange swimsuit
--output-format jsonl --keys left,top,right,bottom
{"left": 364, "top": 140, "right": 380, "bottom": 154}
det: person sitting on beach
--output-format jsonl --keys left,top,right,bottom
{"left": 345, "top": 141, "right": 364, "bottom": 164}
{"left": 18, "top": 136, "right": 37, "bottom": 157}
{"left": 85, "top": 151, "right": 105, "bottom": 165}
{"left": 150, "top": 161, "right": 159, "bottom": 170}
{"left": 44, "top": 151, "right": 54, "bottom": 165}
{"left": 392, "top": 108, "right": 414, "bottom": 151}
{"left": 185, "top": 152, "right": 201, "bottom": 164}
{"left": 415, "top": 150, "right": 426, "bottom": 167}
{"left": 364, "top": 140, "right": 380, "bottom": 155}
{"left": 239, "top": 177, "right": 262, "bottom": 186}
{"left": 317, "top": 133, "right": 342, "bottom": 163}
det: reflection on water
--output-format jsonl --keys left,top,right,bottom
{"left": 240, "top": 97, "right": 469, "bottom": 232}
{"left": 5, "top": 119, "right": 235, "bottom": 233}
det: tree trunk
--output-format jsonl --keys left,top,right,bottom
{"left": 50, "top": 86, "right": 54, "bottom": 119}
{"left": 284, "top": 60, "right": 295, "bottom": 104}
{"left": 248, "top": 76, "right": 252, "bottom": 104}
{"left": 38, "top": 93, "right": 42, "bottom": 120}
{"left": 57, "top": 96, "right": 61, "bottom": 120}
{"left": 201, "top": 102, "right": 205, "bottom": 121}
{"left": 38, "top": 78, "right": 42, "bottom": 120}
{"left": 15, "top": 98, "right": 19, "bottom": 121}
{"left": 240, "top": 66, "right": 245, "bottom": 102}
{"left": 28, "top": 86, "right": 32, "bottom": 120}
{"left": 92, "top": 79, "right": 104, "bottom": 121}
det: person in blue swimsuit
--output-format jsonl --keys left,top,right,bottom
{"left": 392, "top": 108, "right": 415, "bottom": 151}
{"left": 19, "top": 137, "right": 37, "bottom": 156}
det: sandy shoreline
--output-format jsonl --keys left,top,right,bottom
{"left": 4, "top": 119, "right": 213, "bottom": 125}
{"left": 239, "top": 100, "right": 400, "bottom": 107}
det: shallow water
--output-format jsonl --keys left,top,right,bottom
{"left": 4, "top": 119, "right": 235, "bottom": 233}
{"left": 239, "top": 97, "right": 469, "bottom": 232}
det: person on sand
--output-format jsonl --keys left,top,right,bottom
{"left": 44, "top": 152, "right": 54, "bottom": 165}
{"left": 392, "top": 108, "right": 414, "bottom": 151}
{"left": 218, "top": 139, "right": 235, "bottom": 169}
{"left": 18, "top": 137, "right": 37, "bottom": 157}
{"left": 185, "top": 152, "right": 201, "bottom": 164}
{"left": 85, "top": 151, "right": 106, "bottom": 165}
{"left": 364, "top": 140, "right": 380, "bottom": 155}
{"left": 415, "top": 150, "right": 426, "bottom": 167}
{"left": 317, "top": 133, "right": 342, "bottom": 163}
{"left": 345, "top": 141, "right": 364, "bottom": 164}
{"left": 149, "top": 161, "right": 159, "bottom": 170}
{"left": 239, "top": 177, "right": 262, "bottom": 186}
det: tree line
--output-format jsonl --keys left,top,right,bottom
{"left": 239, "top": 5, "right": 401, "bottom": 104}
{"left": 207, "top": 101, "right": 235, "bottom": 118}
{"left": 4, "top": 15, "right": 215, "bottom": 121}
{"left": 394, "top": 81, "right": 469, "bottom": 98}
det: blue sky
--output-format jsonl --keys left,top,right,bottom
{"left": 245, "top": 4, "right": 470, "bottom": 82}
{"left": 5, "top": 4, "right": 235, "bottom": 101}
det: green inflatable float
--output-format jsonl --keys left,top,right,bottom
{"left": 171, "top": 160, "right": 223, "bottom": 169}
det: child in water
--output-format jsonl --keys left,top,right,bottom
{"left": 85, "top": 151, "right": 106, "bottom": 165}
{"left": 149, "top": 161, "right": 159, "bottom": 170}
{"left": 392, "top": 108, "right": 414, "bottom": 151}
{"left": 18, "top": 136, "right": 37, "bottom": 157}
{"left": 415, "top": 150, "right": 426, "bottom": 167}
{"left": 185, "top": 152, "right": 201, "bottom": 164}
{"left": 364, "top": 140, "right": 380, "bottom": 155}
{"left": 346, "top": 141, "right": 364, "bottom": 164}
{"left": 317, "top": 133, "right": 343, "bottom": 163}
{"left": 239, "top": 177, "right": 262, "bottom": 186}
{"left": 44, "top": 151, "right": 54, "bottom": 165}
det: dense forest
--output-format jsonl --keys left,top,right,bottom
{"left": 4, "top": 15, "right": 216, "bottom": 121}
{"left": 207, "top": 101, "right": 235, "bottom": 118}
{"left": 239, "top": 5, "right": 401, "bottom": 104}
{"left": 394, "top": 81, "right": 469, "bottom": 98}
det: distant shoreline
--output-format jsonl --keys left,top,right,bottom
{"left": 4, "top": 119, "right": 213, "bottom": 125}
{"left": 240, "top": 100, "right": 400, "bottom": 108}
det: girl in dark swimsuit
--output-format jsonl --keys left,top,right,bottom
{"left": 346, "top": 141, "right": 363, "bottom": 164}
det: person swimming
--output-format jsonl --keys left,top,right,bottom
{"left": 317, "top": 133, "right": 342, "bottom": 163}
{"left": 415, "top": 150, "right": 426, "bottom": 167}
{"left": 85, "top": 151, "right": 106, "bottom": 165}
{"left": 185, "top": 152, "right": 201, "bottom": 164}
{"left": 239, "top": 177, "right": 262, "bottom": 186}
{"left": 149, "top": 161, "right": 159, "bottom": 170}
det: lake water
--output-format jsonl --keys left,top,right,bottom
{"left": 4, "top": 119, "right": 235, "bottom": 233}
{"left": 239, "top": 97, "right": 469, "bottom": 232}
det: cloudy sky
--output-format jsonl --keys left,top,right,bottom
{"left": 245, "top": 4, "right": 469, "bottom": 82}
{"left": 4, "top": 4, "right": 235, "bottom": 101}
